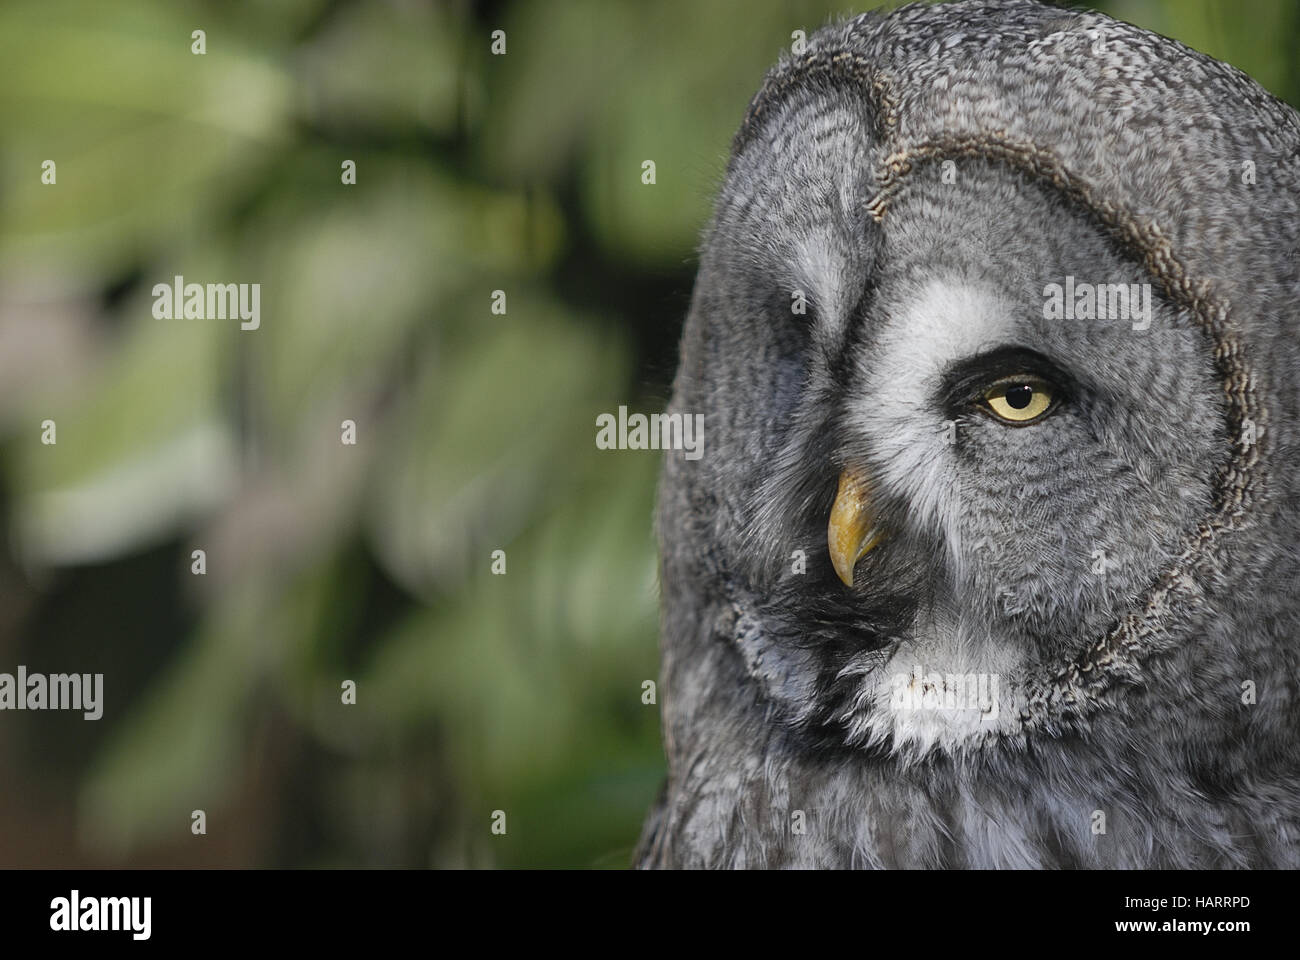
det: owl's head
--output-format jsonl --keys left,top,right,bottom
{"left": 661, "top": 0, "right": 1298, "bottom": 761}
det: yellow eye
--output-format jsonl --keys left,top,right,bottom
{"left": 983, "top": 378, "right": 1054, "bottom": 424}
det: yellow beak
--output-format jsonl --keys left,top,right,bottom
{"left": 828, "top": 467, "right": 885, "bottom": 587}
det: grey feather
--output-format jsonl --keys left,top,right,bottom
{"left": 638, "top": 0, "right": 1300, "bottom": 869}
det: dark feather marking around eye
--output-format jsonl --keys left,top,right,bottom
{"left": 826, "top": 271, "right": 880, "bottom": 393}
{"left": 936, "top": 346, "right": 1078, "bottom": 418}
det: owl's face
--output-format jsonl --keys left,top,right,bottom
{"left": 648, "top": 0, "right": 1295, "bottom": 870}
{"left": 708, "top": 104, "right": 1226, "bottom": 754}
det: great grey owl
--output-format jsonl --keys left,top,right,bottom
{"left": 636, "top": 0, "right": 1300, "bottom": 868}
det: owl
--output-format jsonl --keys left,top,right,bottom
{"left": 637, "top": 0, "right": 1300, "bottom": 868}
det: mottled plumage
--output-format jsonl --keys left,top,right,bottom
{"left": 638, "top": 0, "right": 1300, "bottom": 868}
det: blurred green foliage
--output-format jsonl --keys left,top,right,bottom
{"left": 0, "top": 0, "right": 1296, "bottom": 868}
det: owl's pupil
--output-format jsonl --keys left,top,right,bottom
{"left": 1004, "top": 384, "right": 1034, "bottom": 409}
